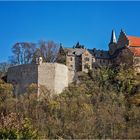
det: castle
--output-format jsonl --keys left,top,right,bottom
{"left": 7, "top": 29, "right": 140, "bottom": 95}
{"left": 60, "top": 29, "right": 140, "bottom": 72}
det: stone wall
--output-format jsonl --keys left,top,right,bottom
{"left": 7, "top": 64, "right": 38, "bottom": 94}
{"left": 38, "top": 63, "right": 55, "bottom": 93}
{"left": 38, "top": 63, "right": 68, "bottom": 94}
{"left": 66, "top": 55, "right": 75, "bottom": 71}
{"left": 7, "top": 63, "right": 69, "bottom": 95}
{"left": 68, "top": 70, "right": 75, "bottom": 83}
{"left": 54, "top": 63, "right": 68, "bottom": 94}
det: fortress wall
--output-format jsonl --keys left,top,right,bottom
{"left": 68, "top": 70, "right": 75, "bottom": 84}
{"left": 7, "top": 63, "right": 71, "bottom": 95}
{"left": 38, "top": 63, "right": 68, "bottom": 94}
{"left": 38, "top": 63, "right": 55, "bottom": 93}
{"left": 54, "top": 63, "right": 68, "bottom": 94}
{"left": 7, "top": 64, "right": 38, "bottom": 94}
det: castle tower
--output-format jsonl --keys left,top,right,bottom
{"left": 109, "top": 30, "right": 117, "bottom": 55}
{"left": 117, "top": 29, "right": 129, "bottom": 48}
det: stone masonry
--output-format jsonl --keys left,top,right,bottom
{"left": 7, "top": 63, "right": 69, "bottom": 95}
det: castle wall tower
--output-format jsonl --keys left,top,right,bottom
{"left": 109, "top": 30, "right": 117, "bottom": 55}
{"left": 7, "top": 63, "right": 69, "bottom": 95}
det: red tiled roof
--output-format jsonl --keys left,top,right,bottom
{"left": 129, "top": 47, "right": 140, "bottom": 57}
{"left": 128, "top": 36, "right": 140, "bottom": 47}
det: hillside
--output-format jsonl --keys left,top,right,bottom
{"left": 0, "top": 65, "right": 140, "bottom": 139}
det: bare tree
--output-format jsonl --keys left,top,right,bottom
{"left": 39, "top": 40, "right": 59, "bottom": 62}
{"left": 10, "top": 42, "right": 36, "bottom": 65}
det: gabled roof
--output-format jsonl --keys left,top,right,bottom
{"left": 128, "top": 36, "right": 140, "bottom": 47}
{"left": 64, "top": 48, "right": 86, "bottom": 56}
{"left": 126, "top": 36, "right": 140, "bottom": 57}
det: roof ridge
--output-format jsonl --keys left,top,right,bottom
{"left": 128, "top": 35, "right": 140, "bottom": 38}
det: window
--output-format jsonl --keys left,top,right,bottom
{"left": 70, "top": 65, "right": 73, "bottom": 68}
{"left": 84, "top": 57, "right": 89, "bottom": 61}
{"left": 70, "top": 57, "right": 73, "bottom": 61}
{"left": 84, "top": 64, "right": 89, "bottom": 69}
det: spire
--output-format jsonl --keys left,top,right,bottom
{"left": 120, "top": 29, "right": 127, "bottom": 37}
{"left": 110, "top": 30, "right": 117, "bottom": 44}
{"left": 60, "top": 43, "right": 63, "bottom": 49}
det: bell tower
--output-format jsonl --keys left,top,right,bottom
{"left": 109, "top": 30, "right": 117, "bottom": 55}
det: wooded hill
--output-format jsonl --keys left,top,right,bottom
{"left": 0, "top": 64, "right": 140, "bottom": 139}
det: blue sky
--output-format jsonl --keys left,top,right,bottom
{"left": 1, "top": 1, "right": 140, "bottom": 62}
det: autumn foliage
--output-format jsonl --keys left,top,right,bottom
{"left": 0, "top": 65, "right": 140, "bottom": 139}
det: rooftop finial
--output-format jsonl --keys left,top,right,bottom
{"left": 60, "top": 43, "right": 63, "bottom": 47}
{"left": 110, "top": 29, "right": 117, "bottom": 44}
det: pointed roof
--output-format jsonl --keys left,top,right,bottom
{"left": 110, "top": 30, "right": 117, "bottom": 44}
{"left": 121, "top": 29, "right": 126, "bottom": 35}
{"left": 60, "top": 43, "right": 63, "bottom": 49}
{"left": 117, "top": 29, "right": 128, "bottom": 45}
